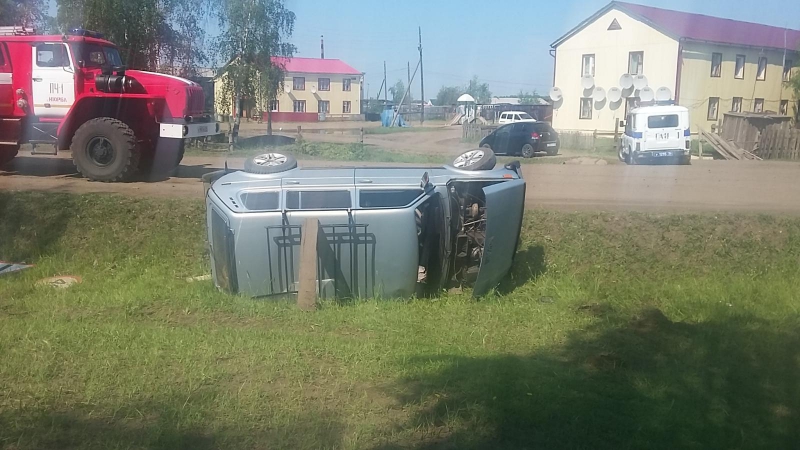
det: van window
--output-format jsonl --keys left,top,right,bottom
{"left": 647, "top": 114, "right": 679, "bottom": 128}
{"left": 240, "top": 191, "right": 280, "bottom": 211}
{"left": 360, "top": 189, "right": 423, "bottom": 208}
{"left": 286, "top": 190, "right": 351, "bottom": 210}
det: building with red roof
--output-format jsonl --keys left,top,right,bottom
{"left": 268, "top": 56, "right": 363, "bottom": 122}
{"left": 550, "top": 1, "right": 798, "bottom": 133}
{"left": 215, "top": 56, "right": 363, "bottom": 122}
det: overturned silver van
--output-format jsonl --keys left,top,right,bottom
{"left": 205, "top": 148, "right": 526, "bottom": 298}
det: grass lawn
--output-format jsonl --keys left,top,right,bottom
{"left": 2, "top": 192, "right": 800, "bottom": 449}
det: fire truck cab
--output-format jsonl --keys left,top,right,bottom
{"left": 0, "top": 26, "right": 219, "bottom": 181}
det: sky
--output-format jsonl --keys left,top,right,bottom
{"left": 282, "top": 0, "right": 800, "bottom": 99}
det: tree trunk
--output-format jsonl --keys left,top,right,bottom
{"left": 267, "top": 104, "right": 273, "bottom": 136}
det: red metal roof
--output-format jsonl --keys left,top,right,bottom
{"left": 553, "top": 1, "right": 800, "bottom": 51}
{"left": 616, "top": 1, "right": 800, "bottom": 50}
{"left": 270, "top": 56, "right": 361, "bottom": 75}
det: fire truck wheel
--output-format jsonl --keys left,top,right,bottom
{"left": 71, "top": 118, "right": 140, "bottom": 182}
{"left": 0, "top": 145, "right": 19, "bottom": 167}
{"left": 139, "top": 138, "right": 186, "bottom": 177}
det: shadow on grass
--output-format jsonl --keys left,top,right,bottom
{"left": 0, "top": 396, "right": 345, "bottom": 449}
{"left": 383, "top": 308, "right": 800, "bottom": 449}
{"left": 496, "top": 244, "right": 546, "bottom": 294}
{"left": 0, "top": 192, "right": 75, "bottom": 262}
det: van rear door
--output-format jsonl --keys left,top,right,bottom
{"left": 645, "top": 113, "right": 682, "bottom": 150}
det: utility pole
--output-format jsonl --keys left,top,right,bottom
{"left": 383, "top": 61, "right": 387, "bottom": 103}
{"left": 407, "top": 61, "right": 411, "bottom": 97}
{"left": 418, "top": 26, "right": 425, "bottom": 124}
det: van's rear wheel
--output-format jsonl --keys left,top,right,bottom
{"left": 0, "top": 145, "right": 19, "bottom": 167}
{"left": 71, "top": 118, "right": 140, "bottom": 182}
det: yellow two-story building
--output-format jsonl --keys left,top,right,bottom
{"left": 215, "top": 56, "right": 364, "bottom": 122}
{"left": 551, "top": 1, "right": 799, "bottom": 133}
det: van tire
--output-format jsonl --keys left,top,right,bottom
{"left": 244, "top": 152, "right": 298, "bottom": 174}
{"left": 0, "top": 145, "right": 19, "bottom": 167}
{"left": 71, "top": 118, "right": 140, "bottom": 182}
{"left": 452, "top": 148, "right": 496, "bottom": 171}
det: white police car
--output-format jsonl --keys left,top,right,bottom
{"left": 619, "top": 105, "right": 691, "bottom": 165}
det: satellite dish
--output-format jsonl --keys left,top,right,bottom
{"left": 285, "top": 86, "right": 292, "bottom": 94}
{"left": 311, "top": 86, "right": 317, "bottom": 94}
{"left": 549, "top": 87, "right": 563, "bottom": 101}
{"left": 656, "top": 86, "right": 672, "bottom": 102}
{"left": 581, "top": 75, "right": 595, "bottom": 90}
{"left": 592, "top": 86, "right": 606, "bottom": 102}
{"left": 619, "top": 73, "right": 634, "bottom": 89}
{"left": 608, "top": 87, "right": 622, "bottom": 103}
{"left": 639, "top": 86, "right": 655, "bottom": 102}
{"left": 633, "top": 74, "right": 648, "bottom": 90}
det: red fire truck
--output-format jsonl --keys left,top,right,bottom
{"left": 0, "top": 26, "right": 219, "bottom": 181}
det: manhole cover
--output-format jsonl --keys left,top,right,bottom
{"left": 37, "top": 276, "right": 81, "bottom": 289}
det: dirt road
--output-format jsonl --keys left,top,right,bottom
{"left": 2, "top": 152, "right": 799, "bottom": 214}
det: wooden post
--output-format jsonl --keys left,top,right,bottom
{"left": 592, "top": 129, "right": 597, "bottom": 152}
{"left": 297, "top": 218, "right": 320, "bottom": 311}
{"left": 360, "top": 127, "right": 364, "bottom": 144}
{"left": 297, "top": 125, "right": 302, "bottom": 139}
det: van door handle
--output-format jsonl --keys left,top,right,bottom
{"left": 32, "top": 77, "right": 43, "bottom": 82}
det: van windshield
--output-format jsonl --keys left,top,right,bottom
{"left": 647, "top": 114, "right": 679, "bottom": 128}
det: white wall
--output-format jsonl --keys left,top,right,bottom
{"left": 552, "top": 8, "right": 679, "bottom": 132}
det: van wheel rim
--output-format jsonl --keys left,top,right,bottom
{"left": 454, "top": 150, "right": 484, "bottom": 168}
{"left": 87, "top": 137, "right": 115, "bottom": 167}
{"left": 253, "top": 153, "right": 287, "bottom": 166}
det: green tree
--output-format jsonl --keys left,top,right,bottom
{"left": 517, "top": 89, "right": 542, "bottom": 105}
{"left": 55, "top": 0, "right": 213, "bottom": 74}
{"left": 788, "top": 57, "right": 800, "bottom": 119}
{"left": 465, "top": 76, "right": 491, "bottom": 104}
{"left": 389, "top": 79, "right": 409, "bottom": 104}
{"left": 435, "top": 85, "right": 461, "bottom": 106}
{"left": 215, "top": 0, "right": 295, "bottom": 136}
{"left": 0, "top": 0, "right": 48, "bottom": 28}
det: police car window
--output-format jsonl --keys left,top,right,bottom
{"left": 286, "top": 190, "right": 351, "bottom": 209}
{"left": 240, "top": 191, "right": 280, "bottom": 211}
{"left": 647, "top": 114, "right": 679, "bottom": 128}
{"left": 360, "top": 189, "right": 423, "bottom": 208}
{"left": 36, "top": 44, "right": 69, "bottom": 68}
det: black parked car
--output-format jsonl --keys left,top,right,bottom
{"left": 479, "top": 122, "right": 560, "bottom": 157}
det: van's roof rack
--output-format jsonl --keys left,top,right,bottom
{"left": 0, "top": 26, "right": 36, "bottom": 36}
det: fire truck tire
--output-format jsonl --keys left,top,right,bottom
{"left": 71, "top": 118, "right": 140, "bottom": 182}
{"left": 139, "top": 139, "right": 186, "bottom": 176}
{"left": 0, "top": 145, "right": 19, "bottom": 167}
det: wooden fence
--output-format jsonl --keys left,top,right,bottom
{"left": 756, "top": 122, "right": 800, "bottom": 160}
{"left": 462, "top": 123, "right": 496, "bottom": 141}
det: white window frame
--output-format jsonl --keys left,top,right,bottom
{"left": 735, "top": 55, "right": 745, "bottom": 79}
{"left": 628, "top": 51, "right": 644, "bottom": 76}
{"left": 293, "top": 100, "right": 306, "bottom": 112}
{"left": 711, "top": 53, "right": 722, "bottom": 77}
{"left": 757, "top": 57, "right": 767, "bottom": 81}
{"left": 579, "top": 98, "right": 592, "bottom": 119}
{"left": 707, "top": 97, "right": 719, "bottom": 121}
{"left": 581, "top": 54, "right": 595, "bottom": 77}
{"left": 731, "top": 97, "right": 742, "bottom": 113}
{"left": 342, "top": 100, "right": 351, "bottom": 113}
{"left": 753, "top": 98, "right": 764, "bottom": 113}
